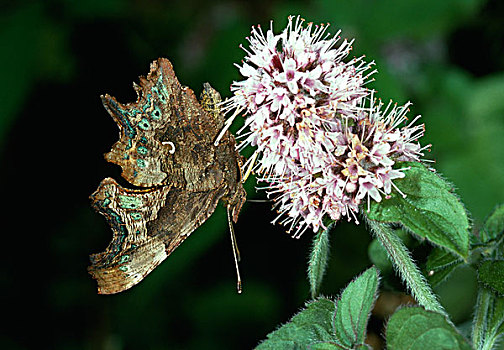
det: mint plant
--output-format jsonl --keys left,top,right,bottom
{"left": 223, "top": 15, "right": 504, "bottom": 349}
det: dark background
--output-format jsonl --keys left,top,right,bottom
{"left": 1, "top": 0, "right": 503, "bottom": 349}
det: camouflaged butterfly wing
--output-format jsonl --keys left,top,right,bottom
{"left": 89, "top": 58, "right": 246, "bottom": 294}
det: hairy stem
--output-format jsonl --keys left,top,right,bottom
{"left": 472, "top": 288, "right": 491, "bottom": 349}
{"left": 482, "top": 330, "right": 502, "bottom": 350}
{"left": 308, "top": 222, "right": 333, "bottom": 298}
{"left": 367, "top": 219, "right": 446, "bottom": 316}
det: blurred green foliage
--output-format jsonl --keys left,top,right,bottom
{"left": 1, "top": 0, "right": 503, "bottom": 349}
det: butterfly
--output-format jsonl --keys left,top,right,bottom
{"left": 89, "top": 58, "right": 246, "bottom": 294}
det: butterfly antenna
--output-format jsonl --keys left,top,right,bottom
{"left": 227, "top": 205, "right": 242, "bottom": 293}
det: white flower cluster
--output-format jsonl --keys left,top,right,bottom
{"left": 223, "top": 16, "right": 429, "bottom": 236}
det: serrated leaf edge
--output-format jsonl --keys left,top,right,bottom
{"left": 255, "top": 297, "right": 337, "bottom": 349}
{"left": 385, "top": 306, "right": 472, "bottom": 349}
{"left": 477, "top": 259, "right": 504, "bottom": 297}
{"left": 332, "top": 267, "right": 380, "bottom": 348}
{"left": 367, "top": 162, "right": 471, "bottom": 259}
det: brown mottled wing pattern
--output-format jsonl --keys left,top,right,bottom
{"left": 102, "top": 59, "right": 222, "bottom": 190}
{"left": 89, "top": 58, "right": 246, "bottom": 294}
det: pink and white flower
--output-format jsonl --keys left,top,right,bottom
{"left": 222, "top": 16, "right": 429, "bottom": 236}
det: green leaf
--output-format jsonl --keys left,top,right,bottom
{"left": 481, "top": 203, "right": 504, "bottom": 243}
{"left": 258, "top": 268, "right": 379, "bottom": 349}
{"left": 478, "top": 260, "right": 504, "bottom": 296}
{"left": 308, "top": 341, "right": 347, "bottom": 350}
{"left": 425, "top": 248, "right": 464, "bottom": 287}
{"left": 368, "top": 238, "right": 392, "bottom": 272}
{"left": 366, "top": 162, "right": 470, "bottom": 259}
{"left": 492, "top": 297, "right": 504, "bottom": 336}
{"left": 309, "top": 342, "right": 371, "bottom": 350}
{"left": 333, "top": 267, "right": 379, "bottom": 348}
{"left": 308, "top": 224, "right": 333, "bottom": 298}
{"left": 386, "top": 307, "right": 472, "bottom": 350}
{"left": 256, "top": 298, "right": 336, "bottom": 350}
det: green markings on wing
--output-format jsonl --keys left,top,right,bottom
{"left": 118, "top": 194, "right": 142, "bottom": 209}
{"left": 92, "top": 191, "right": 128, "bottom": 265}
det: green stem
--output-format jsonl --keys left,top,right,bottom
{"left": 474, "top": 288, "right": 504, "bottom": 350}
{"left": 472, "top": 288, "right": 491, "bottom": 350}
{"left": 481, "top": 332, "right": 497, "bottom": 350}
{"left": 367, "top": 220, "right": 446, "bottom": 316}
{"left": 308, "top": 222, "right": 333, "bottom": 299}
